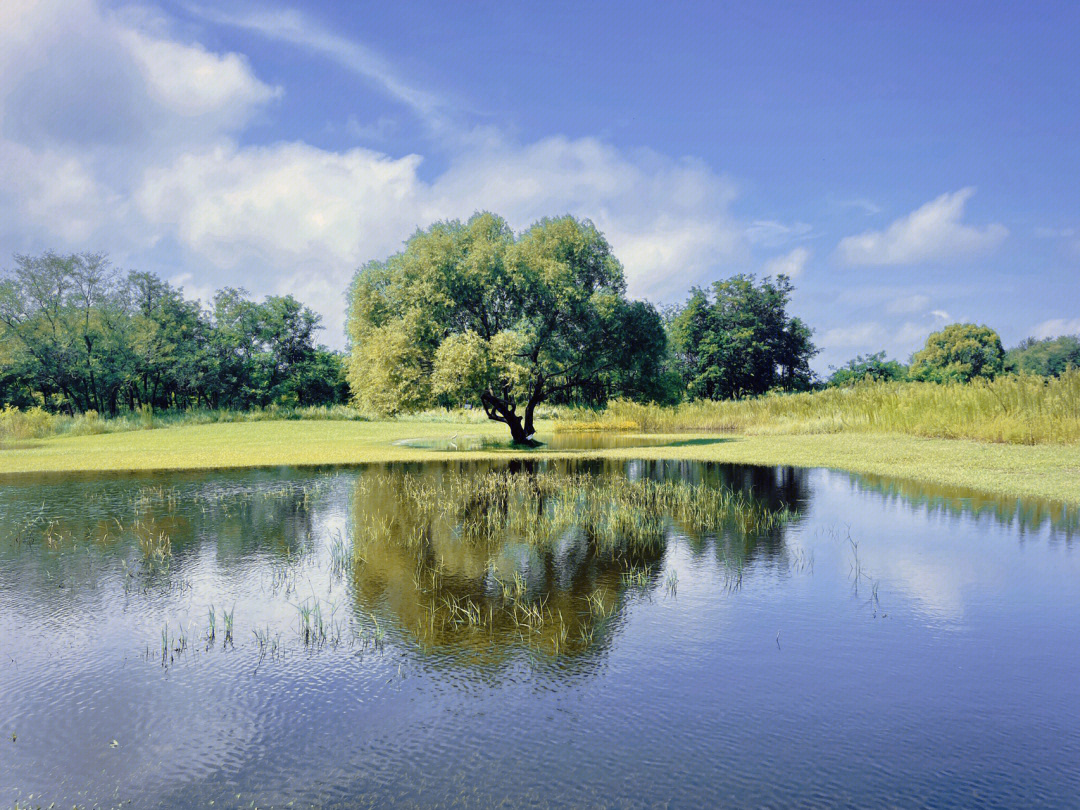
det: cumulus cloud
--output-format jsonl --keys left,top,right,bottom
{"left": 1031, "top": 318, "right": 1080, "bottom": 339}
{"left": 0, "top": 0, "right": 281, "bottom": 254}
{"left": 0, "top": 1, "right": 751, "bottom": 346}
{"left": 134, "top": 135, "right": 744, "bottom": 339}
{"left": 835, "top": 188, "right": 1007, "bottom": 266}
{"left": 762, "top": 247, "right": 810, "bottom": 278}
{"left": 117, "top": 27, "right": 281, "bottom": 123}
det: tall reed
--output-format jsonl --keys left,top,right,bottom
{"left": 557, "top": 372, "right": 1080, "bottom": 445}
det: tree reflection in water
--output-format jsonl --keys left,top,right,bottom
{"left": 346, "top": 459, "right": 803, "bottom": 661}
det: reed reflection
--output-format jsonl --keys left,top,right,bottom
{"left": 346, "top": 462, "right": 800, "bottom": 660}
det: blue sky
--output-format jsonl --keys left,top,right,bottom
{"left": 1, "top": 1, "right": 1077, "bottom": 370}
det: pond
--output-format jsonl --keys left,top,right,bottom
{"left": 1, "top": 459, "right": 1078, "bottom": 808}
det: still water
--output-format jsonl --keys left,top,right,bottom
{"left": 0, "top": 458, "right": 1078, "bottom": 809}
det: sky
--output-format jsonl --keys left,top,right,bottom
{"left": 1, "top": 0, "right": 1077, "bottom": 371}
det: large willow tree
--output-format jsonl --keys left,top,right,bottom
{"left": 347, "top": 213, "right": 667, "bottom": 443}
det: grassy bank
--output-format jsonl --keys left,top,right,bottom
{"left": 1, "top": 418, "right": 1078, "bottom": 506}
{"left": 560, "top": 373, "right": 1080, "bottom": 445}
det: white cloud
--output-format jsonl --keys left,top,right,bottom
{"left": 428, "top": 137, "right": 744, "bottom": 298}
{"left": 836, "top": 188, "right": 1007, "bottom": 266}
{"left": 0, "top": 2, "right": 751, "bottom": 348}
{"left": 117, "top": 27, "right": 281, "bottom": 124}
{"left": 0, "top": 140, "right": 122, "bottom": 244}
{"left": 821, "top": 322, "right": 887, "bottom": 349}
{"left": 134, "top": 135, "right": 745, "bottom": 341}
{"left": 887, "top": 293, "right": 930, "bottom": 314}
{"left": 138, "top": 142, "right": 426, "bottom": 269}
{"left": 762, "top": 247, "right": 810, "bottom": 277}
{"left": 187, "top": 4, "right": 452, "bottom": 134}
{"left": 0, "top": 0, "right": 282, "bottom": 255}
{"left": 744, "top": 219, "right": 812, "bottom": 248}
{"left": 1031, "top": 318, "right": 1080, "bottom": 339}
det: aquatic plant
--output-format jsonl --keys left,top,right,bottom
{"left": 222, "top": 605, "right": 235, "bottom": 646}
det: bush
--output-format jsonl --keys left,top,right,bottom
{"left": 0, "top": 405, "right": 58, "bottom": 440}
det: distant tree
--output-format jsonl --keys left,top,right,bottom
{"left": 669, "top": 274, "right": 817, "bottom": 400}
{"left": 1, "top": 252, "right": 347, "bottom": 414}
{"left": 827, "top": 351, "right": 908, "bottom": 386}
{"left": 0, "top": 252, "right": 120, "bottom": 413}
{"left": 348, "top": 212, "right": 670, "bottom": 442}
{"left": 0, "top": 334, "right": 36, "bottom": 408}
{"left": 1005, "top": 335, "right": 1080, "bottom": 377}
{"left": 909, "top": 323, "right": 1004, "bottom": 383}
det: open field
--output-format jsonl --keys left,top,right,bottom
{"left": 2, "top": 418, "right": 1078, "bottom": 505}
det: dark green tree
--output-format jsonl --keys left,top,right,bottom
{"left": 827, "top": 351, "right": 909, "bottom": 386}
{"left": 1005, "top": 335, "right": 1080, "bottom": 377}
{"left": 669, "top": 274, "right": 817, "bottom": 400}
{"left": 1, "top": 252, "right": 348, "bottom": 414}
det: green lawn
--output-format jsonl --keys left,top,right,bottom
{"left": 1, "top": 418, "right": 1078, "bottom": 505}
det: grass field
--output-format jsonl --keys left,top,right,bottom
{"left": 2, "top": 418, "right": 1078, "bottom": 506}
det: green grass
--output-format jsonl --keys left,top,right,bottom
{"left": 1, "top": 417, "right": 1078, "bottom": 505}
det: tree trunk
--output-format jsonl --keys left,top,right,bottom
{"left": 481, "top": 390, "right": 541, "bottom": 446}
{"left": 522, "top": 380, "right": 544, "bottom": 438}
{"left": 506, "top": 413, "right": 530, "bottom": 444}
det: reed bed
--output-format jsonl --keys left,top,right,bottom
{"left": 556, "top": 372, "right": 1080, "bottom": 445}
{"left": 355, "top": 470, "right": 793, "bottom": 554}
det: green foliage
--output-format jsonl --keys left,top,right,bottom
{"left": 828, "top": 351, "right": 908, "bottom": 386}
{"left": 347, "top": 212, "right": 669, "bottom": 441}
{"left": 909, "top": 323, "right": 1004, "bottom": 383}
{"left": 669, "top": 274, "right": 817, "bottom": 400}
{"left": 0, "top": 252, "right": 349, "bottom": 415}
{"left": 1006, "top": 335, "right": 1080, "bottom": 377}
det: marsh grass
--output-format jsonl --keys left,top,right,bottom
{"left": 354, "top": 470, "right": 793, "bottom": 555}
{"left": 559, "top": 373, "right": 1080, "bottom": 445}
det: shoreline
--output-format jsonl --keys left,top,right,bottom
{"left": 2, "top": 419, "right": 1078, "bottom": 506}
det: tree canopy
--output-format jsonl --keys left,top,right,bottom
{"left": 668, "top": 274, "right": 816, "bottom": 400}
{"left": 909, "top": 323, "right": 1004, "bottom": 383}
{"left": 827, "top": 351, "right": 909, "bottom": 386}
{"left": 1005, "top": 335, "right": 1080, "bottom": 377}
{"left": 347, "top": 212, "right": 669, "bottom": 442}
{"left": 0, "top": 252, "right": 348, "bottom": 413}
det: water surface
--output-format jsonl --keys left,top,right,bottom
{"left": 1, "top": 459, "right": 1078, "bottom": 808}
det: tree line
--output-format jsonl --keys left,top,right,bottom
{"left": 0, "top": 252, "right": 347, "bottom": 414}
{"left": 3, "top": 215, "right": 1076, "bottom": 434}
{"left": 827, "top": 324, "right": 1080, "bottom": 387}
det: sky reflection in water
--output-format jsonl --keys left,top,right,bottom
{"left": 0, "top": 459, "right": 1077, "bottom": 809}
